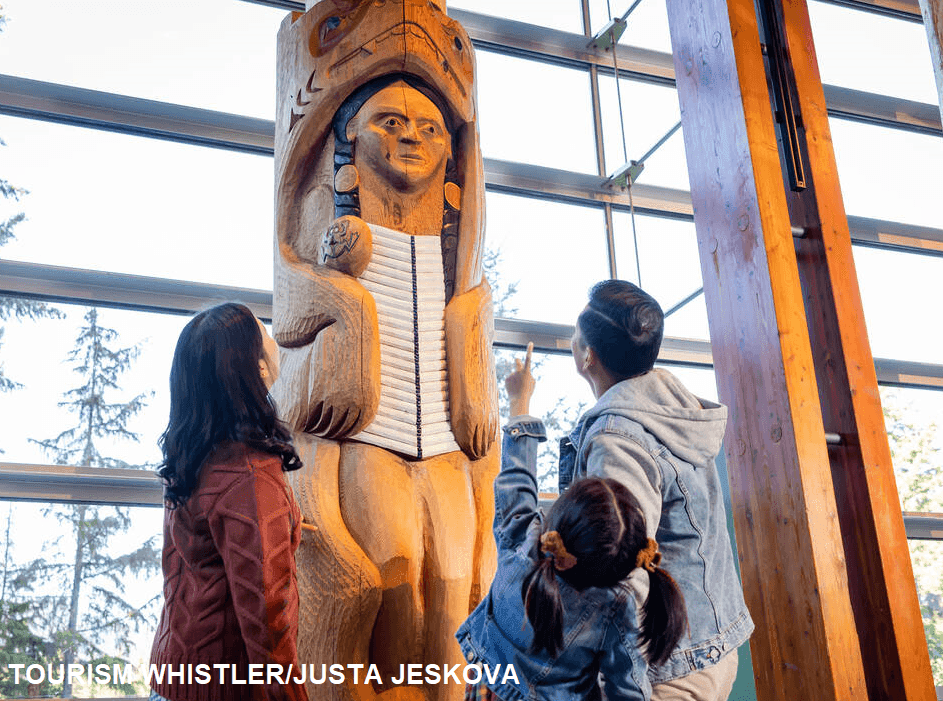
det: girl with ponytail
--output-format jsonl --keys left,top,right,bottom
{"left": 456, "top": 344, "right": 687, "bottom": 701}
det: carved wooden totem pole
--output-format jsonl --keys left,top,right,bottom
{"left": 272, "top": 2, "right": 498, "bottom": 700}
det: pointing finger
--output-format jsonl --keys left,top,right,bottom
{"left": 524, "top": 342, "right": 533, "bottom": 371}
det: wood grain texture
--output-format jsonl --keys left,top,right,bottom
{"left": 273, "top": 3, "right": 498, "bottom": 700}
{"left": 665, "top": 0, "right": 868, "bottom": 698}
{"left": 445, "top": 280, "right": 498, "bottom": 460}
{"left": 779, "top": 0, "right": 936, "bottom": 696}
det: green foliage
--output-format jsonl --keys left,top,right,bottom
{"left": 883, "top": 389, "right": 943, "bottom": 686}
{"left": 0, "top": 506, "right": 60, "bottom": 699}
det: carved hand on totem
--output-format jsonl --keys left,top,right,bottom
{"left": 273, "top": 258, "right": 380, "bottom": 439}
{"left": 445, "top": 280, "right": 498, "bottom": 460}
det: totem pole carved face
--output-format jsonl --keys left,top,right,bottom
{"left": 345, "top": 82, "right": 451, "bottom": 194}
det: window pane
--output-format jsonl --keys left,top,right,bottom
{"left": 450, "top": 0, "right": 584, "bottom": 34}
{"left": 0, "top": 116, "right": 274, "bottom": 290}
{"left": 853, "top": 246, "right": 943, "bottom": 365}
{"left": 831, "top": 119, "right": 942, "bottom": 230}
{"left": 809, "top": 1, "right": 938, "bottom": 105}
{"left": 598, "top": 76, "right": 687, "bottom": 188}
{"left": 882, "top": 386, "right": 943, "bottom": 515}
{"left": 612, "top": 212, "right": 711, "bottom": 341}
{"left": 908, "top": 539, "right": 943, "bottom": 686}
{"left": 0, "top": 301, "right": 187, "bottom": 467}
{"left": 0, "top": 0, "right": 284, "bottom": 119}
{"left": 587, "top": 0, "right": 673, "bottom": 54}
{"left": 484, "top": 192, "right": 609, "bottom": 324}
{"left": 476, "top": 52, "right": 598, "bottom": 173}
{"left": 0, "top": 500, "right": 162, "bottom": 697}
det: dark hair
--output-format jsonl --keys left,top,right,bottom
{"left": 157, "top": 302, "right": 301, "bottom": 508}
{"left": 577, "top": 280, "right": 664, "bottom": 379}
{"left": 331, "top": 73, "right": 461, "bottom": 300}
{"left": 522, "top": 477, "right": 686, "bottom": 665}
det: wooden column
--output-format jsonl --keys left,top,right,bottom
{"left": 919, "top": 0, "right": 943, "bottom": 122}
{"left": 665, "top": 0, "right": 936, "bottom": 698}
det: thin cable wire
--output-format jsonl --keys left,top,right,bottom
{"left": 607, "top": 4, "right": 643, "bottom": 287}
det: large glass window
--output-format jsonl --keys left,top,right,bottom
{"left": 450, "top": 0, "right": 584, "bottom": 34}
{"left": 882, "top": 386, "right": 943, "bottom": 515}
{"left": 0, "top": 301, "right": 189, "bottom": 467}
{"left": 484, "top": 192, "right": 609, "bottom": 324}
{"left": 808, "top": 1, "right": 938, "bottom": 105}
{"left": 476, "top": 51, "right": 598, "bottom": 173}
{"left": 853, "top": 246, "right": 943, "bottom": 365}
{"left": 0, "top": 116, "right": 275, "bottom": 289}
{"left": 830, "top": 119, "right": 942, "bottom": 230}
{"left": 0, "top": 0, "right": 285, "bottom": 119}
{"left": 597, "top": 76, "right": 686, "bottom": 186}
{"left": 586, "top": 0, "right": 673, "bottom": 54}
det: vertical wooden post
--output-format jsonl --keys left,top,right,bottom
{"left": 665, "top": 0, "right": 937, "bottom": 698}
{"left": 919, "top": 0, "right": 943, "bottom": 123}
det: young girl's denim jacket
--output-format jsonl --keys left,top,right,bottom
{"left": 456, "top": 420, "right": 655, "bottom": 701}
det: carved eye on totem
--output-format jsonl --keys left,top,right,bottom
{"left": 319, "top": 16, "right": 343, "bottom": 47}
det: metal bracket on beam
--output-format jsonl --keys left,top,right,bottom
{"left": 588, "top": 17, "right": 628, "bottom": 49}
{"left": 588, "top": 0, "right": 648, "bottom": 50}
{"left": 606, "top": 160, "right": 645, "bottom": 189}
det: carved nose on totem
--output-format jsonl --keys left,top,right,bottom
{"left": 400, "top": 122, "right": 421, "bottom": 143}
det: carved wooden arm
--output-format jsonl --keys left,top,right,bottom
{"left": 445, "top": 279, "right": 498, "bottom": 460}
{"left": 273, "top": 238, "right": 380, "bottom": 440}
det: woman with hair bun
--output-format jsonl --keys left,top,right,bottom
{"left": 456, "top": 344, "right": 687, "bottom": 700}
{"left": 149, "top": 302, "right": 307, "bottom": 701}
{"left": 569, "top": 280, "right": 751, "bottom": 699}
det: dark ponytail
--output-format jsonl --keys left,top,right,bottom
{"left": 641, "top": 564, "right": 687, "bottom": 666}
{"left": 523, "top": 477, "right": 687, "bottom": 664}
{"left": 522, "top": 557, "right": 565, "bottom": 657}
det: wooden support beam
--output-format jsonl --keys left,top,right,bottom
{"left": 918, "top": 0, "right": 943, "bottom": 122}
{"left": 665, "top": 0, "right": 936, "bottom": 698}
{"left": 775, "top": 0, "right": 936, "bottom": 697}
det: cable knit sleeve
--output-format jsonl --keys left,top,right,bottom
{"left": 206, "top": 457, "right": 308, "bottom": 701}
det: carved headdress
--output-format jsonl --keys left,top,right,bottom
{"left": 274, "top": 0, "right": 485, "bottom": 299}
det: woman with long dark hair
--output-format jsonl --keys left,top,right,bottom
{"left": 149, "top": 302, "right": 307, "bottom": 701}
{"left": 455, "top": 345, "right": 687, "bottom": 700}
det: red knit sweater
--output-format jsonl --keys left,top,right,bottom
{"left": 150, "top": 443, "right": 307, "bottom": 701}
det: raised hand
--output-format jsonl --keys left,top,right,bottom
{"left": 506, "top": 342, "right": 535, "bottom": 418}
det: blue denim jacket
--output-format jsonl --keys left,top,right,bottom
{"left": 559, "top": 369, "right": 753, "bottom": 683}
{"left": 456, "top": 419, "right": 655, "bottom": 701}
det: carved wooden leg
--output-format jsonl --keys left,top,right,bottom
{"left": 287, "top": 434, "right": 383, "bottom": 701}
{"left": 419, "top": 452, "right": 479, "bottom": 701}
{"left": 339, "top": 444, "right": 426, "bottom": 687}
{"left": 468, "top": 449, "right": 499, "bottom": 611}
